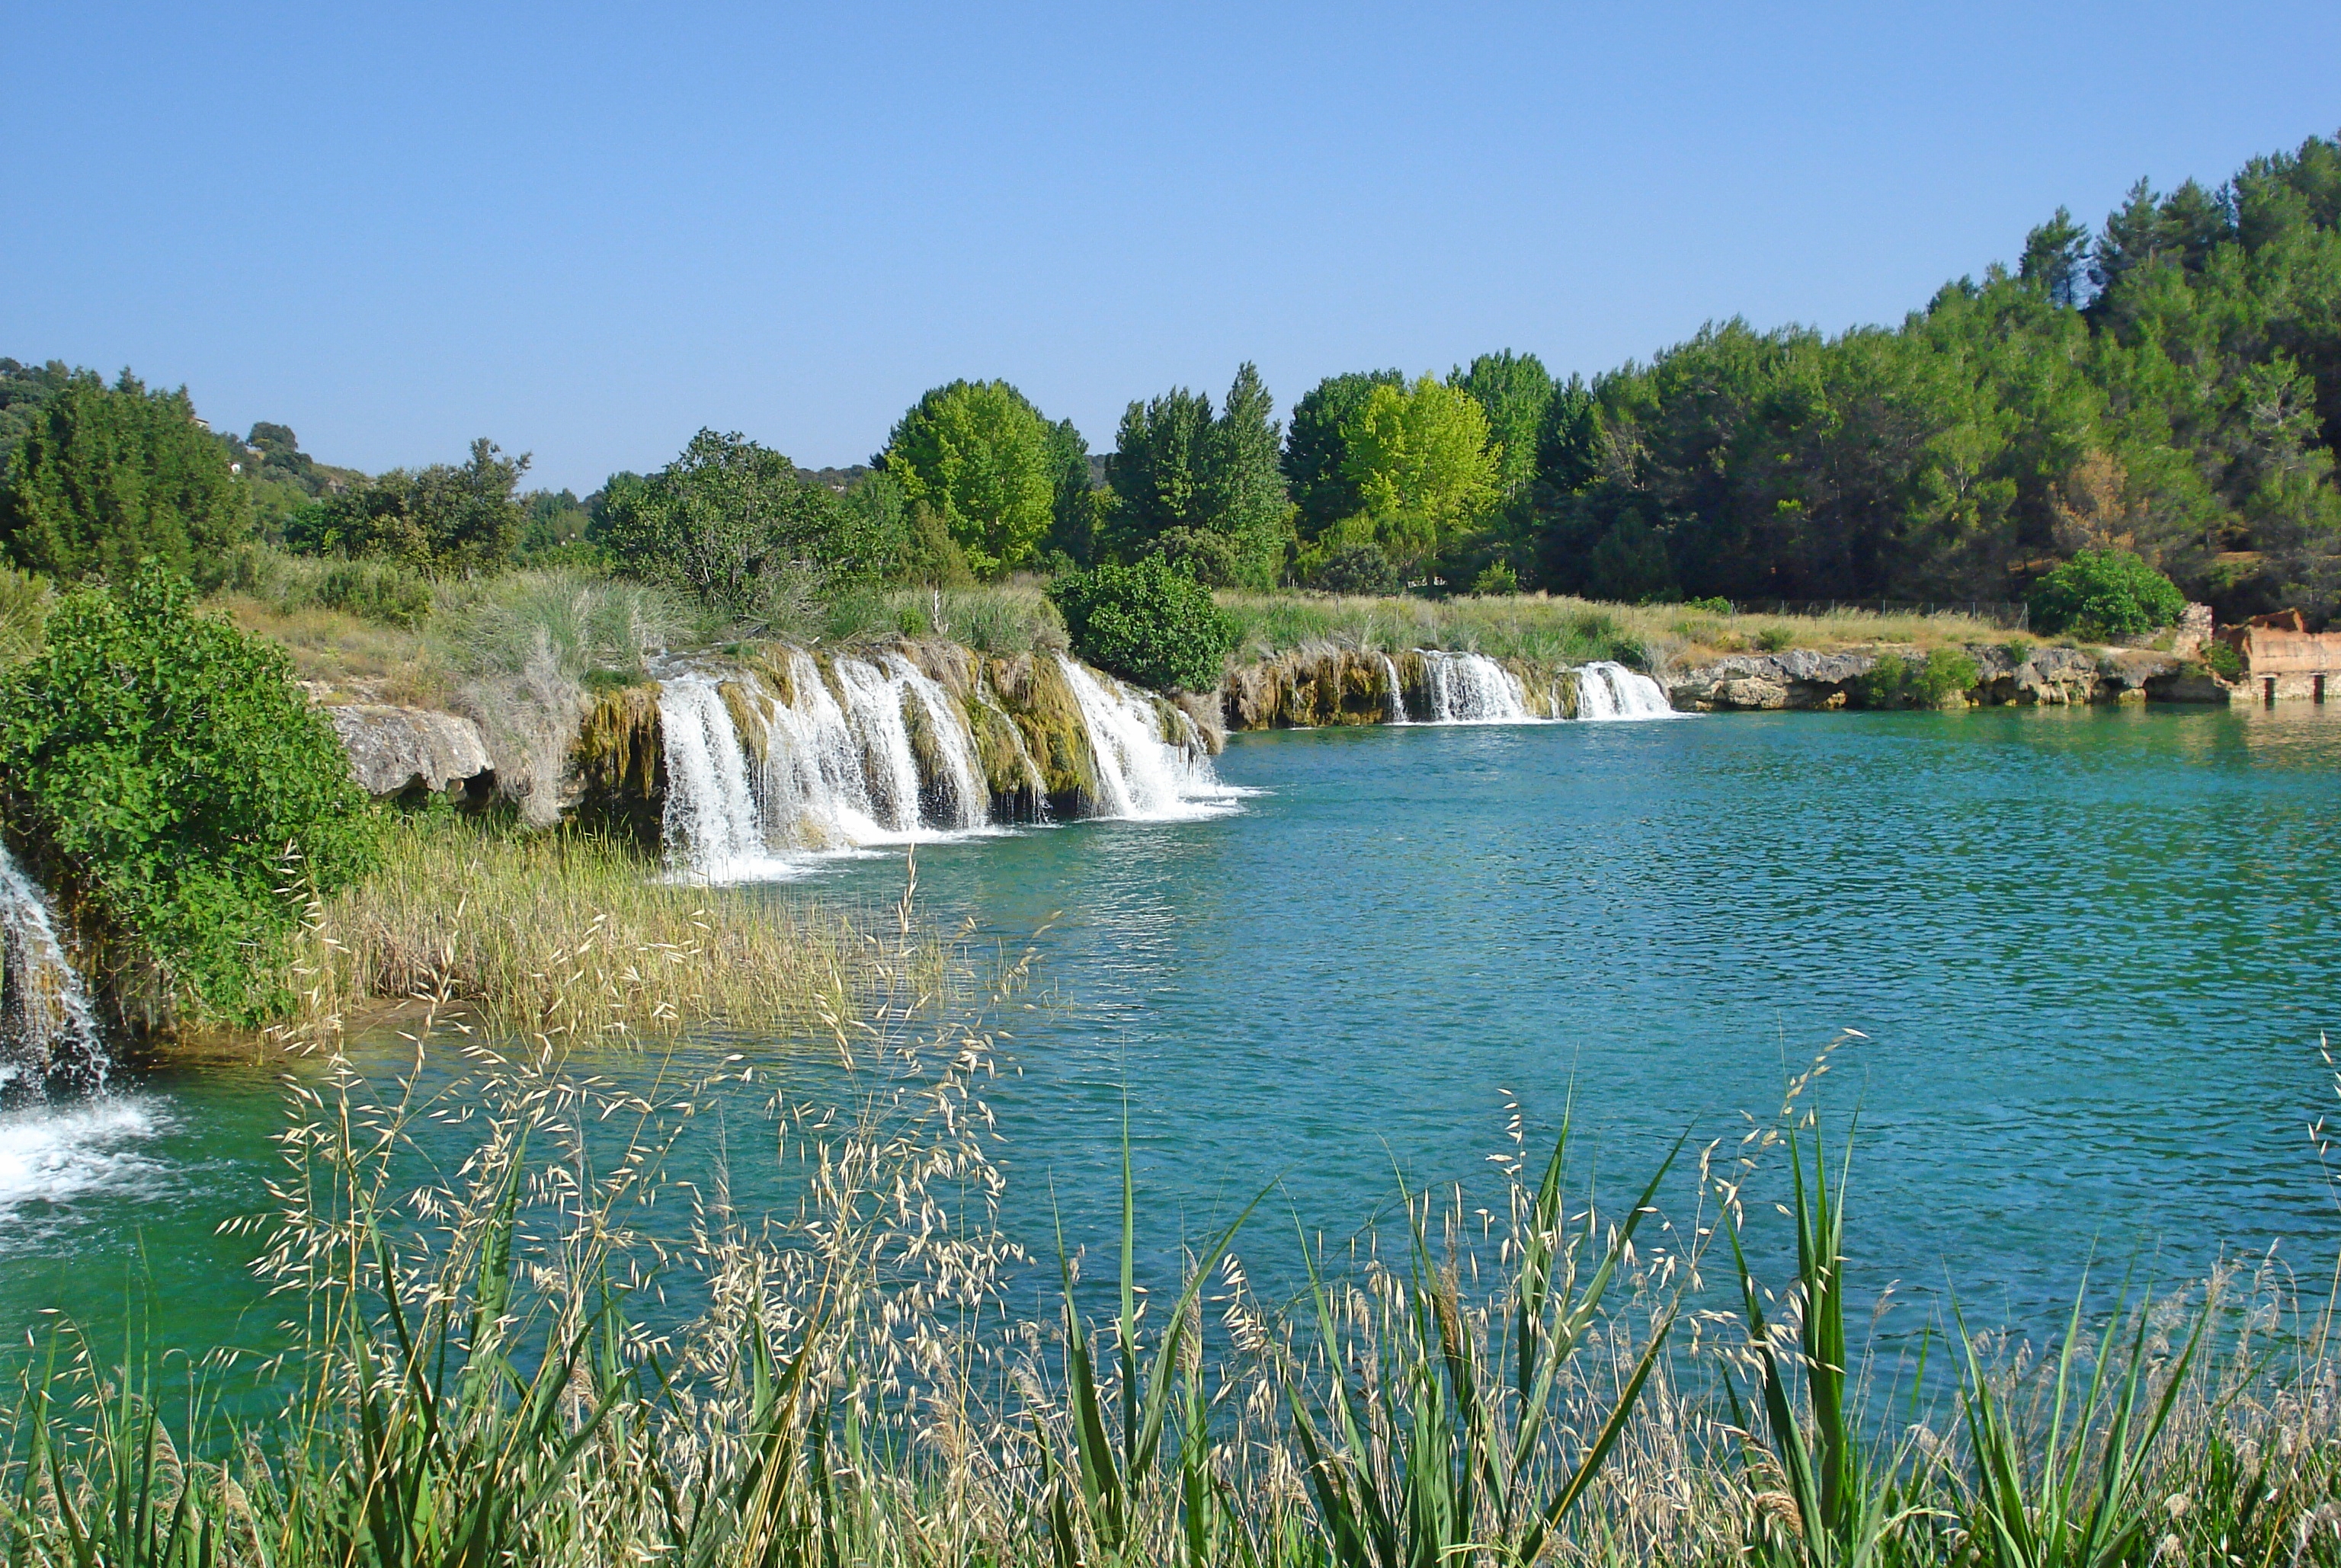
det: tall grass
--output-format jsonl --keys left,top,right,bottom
{"left": 8, "top": 901, "right": 2340, "bottom": 1566}
{"left": 313, "top": 814, "right": 947, "bottom": 1039}
{"left": 1215, "top": 590, "right": 2030, "bottom": 671}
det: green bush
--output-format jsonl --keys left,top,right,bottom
{"left": 1757, "top": 625, "right": 1797, "bottom": 651}
{"left": 1308, "top": 542, "right": 1398, "bottom": 595}
{"left": 1851, "top": 647, "right": 1980, "bottom": 709}
{"left": 2203, "top": 638, "right": 2244, "bottom": 680}
{"left": 2027, "top": 549, "right": 2186, "bottom": 638}
{"left": 1469, "top": 560, "right": 1520, "bottom": 595}
{"left": 1046, "top": 555, "right": 1233, "bottom": 693}
{"left": 1682, "top": 594, "right": 1732, "bottom": 614}
{"left": 0, "top": 569, "right": 381, "bottom": 1022}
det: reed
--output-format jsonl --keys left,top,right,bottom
{"left": 312, "top": 814, "right": 949, "bottom": 1040}
{"left": 7, "top": 899, "right": 2339, "bottom": 1566}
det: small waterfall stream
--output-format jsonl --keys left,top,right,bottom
{"left": 1574, "top": 661, "right": 1677, "bottom": 720}
{"left": 1420, "top": 651, "right": 1531, "bottom": 723}
{"left": 1379, "top": 655, "right": 1409, "bottom": 724}
{"left": 655, "top": 649, "right": 1230, "bottom": 883}
{"left": 0, "top": 843, "right": 107, "bottom": 1100}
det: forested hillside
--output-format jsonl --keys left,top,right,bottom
{"left": 6, "top": 131, "right": 2338, "bottom": 625}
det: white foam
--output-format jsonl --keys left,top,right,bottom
{"left": 1053, "top": 657, "right": 1244, "bottom": 822}
{"left": 0, "top": 1096, "right": 168, "bottom": 1216}
{"left": 1418, "top": 651, "right": 1538, "bottom": 724}
{"left": 1573, "top": 661, "right": 1680, "bottom": 721}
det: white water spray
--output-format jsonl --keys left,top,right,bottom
{"left": 1573, "top": 661, "right": 1677, "bottom": 721}
{"left": 655, "top": 648, "right": 1235, "bottom": 882}
{"left": 1379, "top": 654, "right": 1409, "bottom": 725}
{"left": 1418, "top": 651, "right": 1531, "bottom": 723}
{"left": 1052, "top": 657, "right": 1230, "bottom": 821}
{"left": 0, "top": 844, "right": 106, "bottom": 1098}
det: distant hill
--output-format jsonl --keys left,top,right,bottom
{"left": 796, "top": 464, "right": 873, "bottom": 494}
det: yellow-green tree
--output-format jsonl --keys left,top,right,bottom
{"left": 1337, "top": 375, "right": 1500, "bottom": 574}
{"left": 878, "top": 380, "right": 1055, "bottom": 578}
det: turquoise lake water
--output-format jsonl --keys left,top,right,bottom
{"left": 3, "top": 703, "right": 2337, "bottom": 1368}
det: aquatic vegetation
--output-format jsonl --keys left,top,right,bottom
{"left": 8, "top": 923, "right": 2341, "bottom": 1566}
{"left": 314, "top": 814, "right": 935, "bottom": 1037}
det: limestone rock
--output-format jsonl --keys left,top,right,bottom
{"left": 328, "top": 705, "right": 493, "bottom": 798}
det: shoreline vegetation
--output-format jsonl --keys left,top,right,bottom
{"left": 7, "top": 930, "right": 2341, "bottom": 1566}
{"left": 299, "top": 815, "right": 963, "bottom": 1043}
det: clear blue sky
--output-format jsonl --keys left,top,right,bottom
{"left": 8, "top": 2, "right": 2339, "bottom": 494}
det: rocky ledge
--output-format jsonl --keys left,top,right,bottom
{"left": 325, "top": 704, "right": 495, "bottom": 798}
{"left": 1664, "top": 644, "right": 2226, "bottom": 710}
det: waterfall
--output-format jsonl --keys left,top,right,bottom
{"left": 658, "top": 676, "right": 788, "bottom": 882}
{"left": 1052, "top": 657, "right": 1231, "bottom": 821}
{"left": 1418, "top": 651, "right": 1532, "bottom": 723}
{"left": 0, "top": 843, "right": 107, "bottom": 1099}
{"left": 1379, "top": 654, "right": 1409, "bottom": 724}
{"left": 1574, "top": 661, "right": 1677, "bottom": 721}
{"left": 655, "top": 647, "right": 1236, "bottom": 882}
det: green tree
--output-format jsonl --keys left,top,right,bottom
{"left": 1200, "top": 363, "right": 1293, "bottom": 587}
{"left": 2019, "top": 206, "right": 2093, "bottom": 308}
{"left": 1042, "top": 417, "right": 1101, "bottom": 566}
{"left": 1283, "top": 369, "right": 1404, "bottom": 538}
{"left": 879, "top": 380, "right": 1055, "bottom": 578}
{"left": 1338, "top": 375, "right": 1500, "bottom": 574}
{"left": 0, "top": 569, "right": 380, "bottom": 1022}
{"left": 1103, "top": 366, "right": 1292, "bottom": 587}
{"left": 1107, "top": 386, "right": 1212, "bottom": 553}
{"left": 284, "top": 438, "right": 527, "bottom": 575}
{"left": 596, "top": 430, "right": 873, "bottom": 613}
{"left": 1451, "top": 350, "right": 1555, "bottom": 498}
{"left": 1048, "top": 555, "right": 1234, "bottom": 692}
{"left": 0, "top": 371, "right": 249, "bottom": 584}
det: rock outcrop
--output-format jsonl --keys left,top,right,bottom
{"left": 326, "top": 705, "right": 495, "bottom": 798}
{"left": 1664, "top": 643, "right": 2216, "bottom": 711}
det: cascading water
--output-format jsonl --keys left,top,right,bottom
{"left": 1052, "top": 657, "right": 1230, "bottom": 821}
{"left": 0, "top": 843, "right": 107, "bottom": 1101}
{"left": 1418, "top": 651, "right": 1532, "bottom": 724}
{"left": 1379, "top": 654, "right": 1409, "bottom": 725}
{"left": 655, "top": 648, "right": 1234, "bottom": 883}
{"left": 1573, "top": 661, "right": 1677, "bottom": 721}
{"left": 658, "top": 677, "right": 789, "bottom": 882}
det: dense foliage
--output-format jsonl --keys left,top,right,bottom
{"left": 1103, "top": 363, "right": 1292, "bottom": 588}
{"left": 594, "top": 429, "right": 882, "bottom": 613}
{"left": 879, "top": 380, "right": 1059, "bottom": 578}
{"left": 0, "top": 370, "right": 249, "bottom": 584}
{"left": 1506, "top": 134, "right": 2341, "bottom": 619}
{"left": 2027, "top": 547, "right": 2188, "bottom": 636}
{"left": 1048, "top": 555, "right": 1234, "bottom": 692}
{"left": 283, "top": 437, "right": 529, "bottom": 575}
{"left": 0, "top": 571, "right": 380, "bottom": 1022}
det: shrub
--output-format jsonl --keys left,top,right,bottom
{"left": 1682, "top": 594, "right": 1732, "bottom": 614}
{"left": 2028, "top": 549, "right": 2185, "bottom": 638}
{"left": 283, "top": 438, "right": 528, "bottom": 577}
{"left": 1047, "top": 555, "right": 1233, "bottom": 693}
{"left": 0, "top": 569, "right": 381, "bottom": 1022}
{"left": 1851, "top": 647, "right": 1979, "bottom": 709}
{"left": 1309, "top": 542, "right": 1398, "bottom": 596}
{"left": 1469, "top": 559, "right": 1520, "bottom": 595}
{"left": 1757, "top": 625, "right": 1797, "bottom": 651}
{"left": 2203, "top": 638, "right": 2244, "bottom": 680}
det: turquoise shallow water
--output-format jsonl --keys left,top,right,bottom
{"left": 3, "top": 704, "right": 2337, "bottom": 1364}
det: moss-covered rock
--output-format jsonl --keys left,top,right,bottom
{"left": 569, "top": 682, "right": 665, "bottom": 843}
